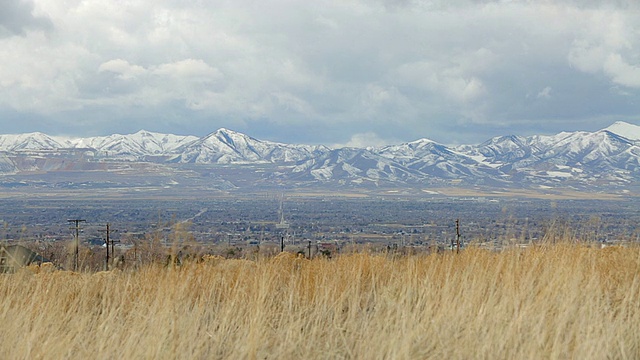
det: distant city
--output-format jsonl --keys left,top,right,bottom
{"left": 1, "top": 195, "right": 638, "bottom": 259}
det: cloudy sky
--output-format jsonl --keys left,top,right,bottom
{"left": 1, "top": 0, "right": 640, "bottom": 146}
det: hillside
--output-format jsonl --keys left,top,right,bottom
{"left": 1, "top": 122, "right": 640, "bottom": 192}
{"left": 2, "top": 246, "right": 639, "bottom": 359}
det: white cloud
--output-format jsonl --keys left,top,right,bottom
{"left": 0, "top": 0, "right": 638, "bottom": 144}
{"left": 360, "top": 84, "right": 401, "bottom": 107}
{"left": 270, "top": 92, "right": 315, "bottom": 117}
{"left": 537, "top": 86, "right": 552, "bottom": 99}
{"left": 603, "top": 54, "right": 640, "bottom": 88}
{"left": 332, "top": 132, "right": 396, "bottom": 149}
{"left": 153, "top": 59, "right": 222, "bottom": 81}
{"left": 567, "top": 7, "right": 640, "bottom": 89}
{"left": 570, "top": 43, "right": 640, "bottom": 89}
{"left": 99, "top": 59, "right": 146, "bottom": 80}
{"left": 568, "top": 40, "right": 609, "bottom": 73}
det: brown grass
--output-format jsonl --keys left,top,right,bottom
{"left": 1, "top": 244, "right": 639, "bottom": 359}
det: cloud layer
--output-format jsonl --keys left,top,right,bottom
{"left": 1, "top": 0, "right": 639, "bottom": 145}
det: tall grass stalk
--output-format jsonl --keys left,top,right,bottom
{"left": 1, "top": 244, "right": 639, "bottom": 359}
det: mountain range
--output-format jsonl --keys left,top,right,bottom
{"left": 1, "top": 122, "right": 640, "bottom": 192}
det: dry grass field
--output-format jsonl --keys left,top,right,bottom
{"left": 1, "top": 244, "right": 639, "bottom": 359}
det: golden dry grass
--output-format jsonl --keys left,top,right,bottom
{"left": 1, "top": 244, "right": 639, "bottom": 359}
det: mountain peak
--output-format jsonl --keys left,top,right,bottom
{"left": 201, "top": 128, "right": 249, "bottom": 146}
{"left": 214, "top": 128, "right": 243, "bottom": 136}
{"left": 134, "top": 129, "right": 154, "bottom": 136}
{"left": 604, "top": 121, "right": 640, "bottom": 141}
{"left": 408, "top": 138, "right": 438, "bottom": 146}
{"left": 0, "top": 132, "right": 62, "bottom": 151}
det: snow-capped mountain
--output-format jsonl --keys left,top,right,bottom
{"left": 291, "top": 147, "right": 423, "bottom": 184}
{"left": 0, "top": 132, "right": 64, "bottom": 152}
{"left": 176, "top": 128, "right": 329, "bottom": 164}
{"left": 456, "top": 135, "right": 532, "bottom": 167}
{"left": 0, "top": 130, "right": 198, "bottom": 159}
{"left": 606, "top": 121, "right": 640, "bottom": 141}
{"left": 457, "top": 128, "right": 640, "bottom": 184}
{"left": 378, "top": 139, "right": 502, "bottom": 180}
{"left": 1, "top": 122, "right": 640, "bottom": 191}
{"left": 66, "top": 130, "right": 199, "bottom": 159}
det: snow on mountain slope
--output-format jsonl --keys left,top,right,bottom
{"left": 461, "top": 130, "right": 632, "bottom": 164}
{"left": 538, "top": 131, "right": 631, "bottom": 163}
{"left": 376, "top": 138, "right": 442, "bottom": 162}
{"left": 456, "top": 135, "right": 533, "bottom": 167}
{"left": 68, "top": 130, "right": 198, "bottom": 158}
{"left": 605, "top": 121, "right": 640, "bottom": 141}
{"left": 292, "top": 148, "right": 424, "bottom": 183}
{"left": 0, "top": 155, "right": 16, "bottom": 172}
{"left": 177, "top": 128, "right": 329, "bottom": 164}
{"left": 378, "top": 138, "right": 503, "bottom": 180}
{"left": 0, "top": 132, "right": 64, "bottom": 152}
{"left": 454, "top": 128, "right": 640, "bottom": 184}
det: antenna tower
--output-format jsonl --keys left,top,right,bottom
{"left": 276, "top": 193, "right": 290, "bottom": 230}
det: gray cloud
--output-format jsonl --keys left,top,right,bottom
{"left": 0, "top": 0, "right": 52, "bottom": 36}
{"left": 0, "top": 0, "right": 638, "bottom": 145}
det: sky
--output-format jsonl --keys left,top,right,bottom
{"left": 1, "top": 0, "right": 640, "bottom": 147}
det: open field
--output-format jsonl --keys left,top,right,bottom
{"left": 1, "top": 244, "right": 639, "bottom": 359}
{"left": 432, "top": 187, "right": 628, "bottom": 200}
{"left": 0, "top": 184, "right": 636, "bottom": 201}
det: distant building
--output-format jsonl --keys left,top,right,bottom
{"left": 0, "top": 245, "right": 49, "bottom": 273}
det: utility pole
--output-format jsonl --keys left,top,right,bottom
{"left": 111, "top": 234, "right": 117, "bottom": 265}
{"left": 99, "top": 223, "right": 117, "bottom": 271}
{"left": 456, "top": 219, "right": 461, "bottom": 254}
{"left": 308, "top": 240, "right": 312, "bottom": 259}
{"left": 68, "top": 219, "right": 86, "bottom": 271}
{"left": 280, "top": 236, "right": 285, "bottom": 253}
{"left": 105, "top": 225, "right": 110, "bottom": 270}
